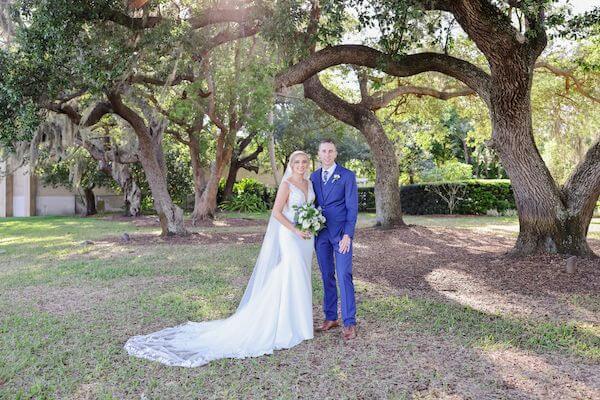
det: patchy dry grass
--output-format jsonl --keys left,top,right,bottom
{"left": 0, "top": 214, "right": 598, "bottom": 399}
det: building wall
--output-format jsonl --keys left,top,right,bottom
{"left": 36, "top": 196, "right": 76, "bottom": 216}
{"left": 0, "top": 160, "right": 6, "bottom": 218}
{"left": 0, "top": 183, "right": 5, "bottom": 217}
{"left": 11, "top": 164, "right": 32, "bottom": 217}
{"left": 36, "top": 178, "right": 76, "bottom": 216}
{"left": 0, "top": 158, "right": 124, "bottom": 217}
{"left": 96, "top": 194, "right": 125, "bottom": 212}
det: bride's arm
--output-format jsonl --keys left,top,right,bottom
{"left": 272, "top": 182, "right": 311, "bottom": 239}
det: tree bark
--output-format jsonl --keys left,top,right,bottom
{"left": 362, "top": 117, "right": 405, "bottom": 228}
{"left": 489, "top": 65, "right": 596, "bottom": 256}
{"left": 223, "top": 160, "right": 240, "bottom": 200}
{"left": 97, "top": 159, "right": 141, "bottom": 217}
{"left": 82, "top": 186, "right": 97, "bottom": 216}
{"left": 193, "top": 157, "right": 232, "bottom": 221}
{"left": 107, "top": 91, "right": 187, "bottom": 236}
{"left": 223, "top": 135, "right": 262, "bottom": 200}
{"left": 119, "top": 169, "right": 141, "bottom": 217}
{"left": 192, "top": 131, "right": 235, "bottom": 222}
{"left": 268, "top": 124, "right": 281, "bottom": 187}
{"left": 137, "top": 133, "right": 187, "bottom": 235}
{"left": 114, "top": 164, "right": 141, "bottom": 217}
{"left": 187, "top": 133, "right": 209, "bottom": 223}
{"left": 303, "top": 75, "right": 405, "bottom": 228}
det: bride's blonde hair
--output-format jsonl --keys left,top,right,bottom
{"left": 288, "top": 150, "right": 309, "bottom": 166}
{"left": 284, "top": 151, "right": 310, "bottom": 181}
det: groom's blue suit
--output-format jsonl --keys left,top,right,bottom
{"left": 310, "top": 164, "right": 358, "bottom": 327}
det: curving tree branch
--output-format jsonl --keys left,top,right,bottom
{"left": 535, "top": 61, "right": 600, "bottom": 103}
{"left": 365, "top": 85, "right": 475, "bottom": 110}
{"left": 276, "top": 45, "right": 491, "bottom": 106}
{"left": 193, "top": 23, "right": 261, "bottom": 62}
{"left": 99, "top": 4, "right": 263, "bottom": 31}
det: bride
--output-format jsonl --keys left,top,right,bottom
{"left": 124, "top": 151, "right": 316, "bottom": 367}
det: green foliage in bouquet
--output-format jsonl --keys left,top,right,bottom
{"left": 292, "top": 203, "right": 326, "bottom": 236}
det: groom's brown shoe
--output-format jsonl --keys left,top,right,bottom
{"left": 317, "top": 320, "right": 340, "bottom": 332}
{"left": 342, "top": 325, "right": 357, "bottom": 340}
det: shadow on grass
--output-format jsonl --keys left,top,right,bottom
{"left": 353, "top": 225, "right": 600, "bottom": 321}
{"left": 359, "top": 294, "right": 600, "bottom": 361}
{"left": 1, "top": 215, "right": 599, "bottom": 398}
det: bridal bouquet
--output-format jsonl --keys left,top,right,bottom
{"left": 292, "top": 203, "right": 326, "bottom": 236}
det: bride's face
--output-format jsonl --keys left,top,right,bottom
{"left": 291, "top": 154, "right": 309, "bottom": 176}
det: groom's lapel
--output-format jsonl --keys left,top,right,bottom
{"left": 314, "top": 168, "right": 324, "bottom": 202}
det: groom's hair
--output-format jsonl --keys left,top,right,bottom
{"left": 319, "top": 138, "right": 336, "bottom": 148}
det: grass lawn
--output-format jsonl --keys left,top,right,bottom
{"left": 0, "top": 214, "right": 598, "bottom": 399}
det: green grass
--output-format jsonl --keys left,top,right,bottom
{"left": 0, "top": 214, "right": 598, "bottom": 399}
{"left": 360, "top": 295, "right": 600, "bottom": 360}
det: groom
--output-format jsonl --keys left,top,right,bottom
{"left": 310, "top": 139, "right": 359, "bottom": 340}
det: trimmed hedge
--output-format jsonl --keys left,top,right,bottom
{"left": 359, "top": 180, "right": 516, "bottom": 215}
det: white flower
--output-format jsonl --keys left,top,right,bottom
{"left": 332, "top": 174, "right": 341, "bottom": 181}
{"left": 292, "top": 203, "right": 326, "bottom": 237}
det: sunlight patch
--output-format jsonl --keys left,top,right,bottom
{"left": 481, "top": 347, "right": 600, "bottom": 399}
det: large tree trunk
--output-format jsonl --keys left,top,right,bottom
{"left": 107, "top": 91, "right": 187, "bottom": 236}
{"left": 120, "top": 170, "right": 142, "bottom": 217}
{"left": 489, "top": 68, "right": 597, "bottom": 256}
{"left": 188, "top": 134, "right": 209, "bottom": 224}
{"left": 361, "top": 113, "right": 405, "bottom": 228}
{"left": 222, "top": 138, "right": 263, "bottom": 201}
{"left": 192, "top": 132, "right": 234, "bottom": 222}
{"left": 138, "top": 134, "right": 187, "bottom": 236}
{"left": 82, "top": 186, "right": 97, "bottom": 216}
{"left": 450, "top": 2, "right": 598, "bottom": 256}
{"left": 303, "top": 75, "right": 405, "bottom": 228}
{"left": 223, "top": 158, "right": 239, "bottom": 200}
{"left": 102, "top": 162, "right": 141, "bottom": 217}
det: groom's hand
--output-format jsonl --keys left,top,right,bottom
{"left": 338, "top": 234, "right": 351, "bottom": 254}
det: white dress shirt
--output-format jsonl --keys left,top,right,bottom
{"left": 321, "top": 163, "right": 337, "bottom": 184}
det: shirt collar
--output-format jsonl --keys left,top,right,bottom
{"left": 322, "top": 163, "right": 337, "bottom": 176}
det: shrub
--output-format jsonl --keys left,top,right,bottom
{"left": 218, "top": 178, "right": 276, "bottom": 211}
{"left": 220, "top": 192, "right": 269, "bottom": 212}
{"left": 421, "top": 160, "right": 473, "bottom": 182}
{"left": 425, "top": 182, "right": 468, "bottom": 214}
{"left": 358, "top": 180, "right": 516, "bottom": 215}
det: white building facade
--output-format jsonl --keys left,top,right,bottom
{"left": 0, "top": 159, "right": 123, "bottom": 217}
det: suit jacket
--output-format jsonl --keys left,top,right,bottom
{"left": 310, "top": 165, "right": 358, "bottom": 240}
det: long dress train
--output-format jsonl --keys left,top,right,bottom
{"left": 124, "top": 181, "right": 315, "bottom": 367}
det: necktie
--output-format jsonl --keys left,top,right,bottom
{"left": 323, "top": 170, "right": 329, "bottom": 184}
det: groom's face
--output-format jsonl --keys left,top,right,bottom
{"left": 318, "top": 142, "right": 337, "bottom": 168}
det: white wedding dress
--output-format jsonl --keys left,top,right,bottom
{"left": 124, "top": 179, "right": 315, "bottom": 367}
